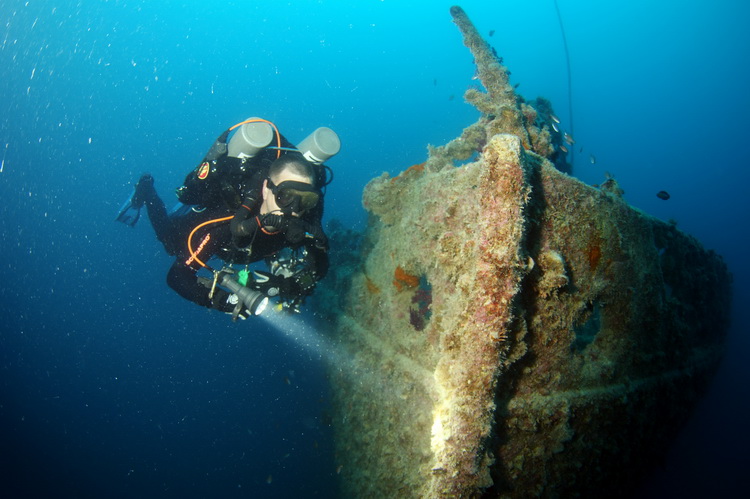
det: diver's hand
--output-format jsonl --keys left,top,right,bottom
{"left": 259, "top": 214, "right": 327, "bottom": 249}
{"left": 254, "top": 270, "right": 316, "bottom": 301}
{"left": 224, "top": 292, "right": 251, "bottom": 320}
{"left": 284, "top": 217, "right": 308, "bottom": 244}
{"left": 251, "top": 270, "right": 285, "bottom": 296}
{"left": 210, "top": 287, "right": 250, "bottom": 320}
{"left": 305, "top": 223, "right": 328, "bottom": 250}
{"left": 259, "top": 214, "right": 306, "bottom": 244}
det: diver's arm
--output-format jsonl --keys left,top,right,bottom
{"left": 229, "top": 190, "right": 263, "bottom": 246}
{"left": 166, "top": 261, "right": 214, "bottom": 308}
{"left": 253, "top": 244, "right": 327, "bottom": 307}
{"left": 285, "top": 244, "right": 327, "bottom": 302}
{"left": 306, "top": 242, "right": 329, "bottom": 281}
{"left": 165, "top": 225, "right": 240, "bottom": 313}
{"left": 283, "top": 235, "right": 329, "bottom": 298}
{"left": 166, "top": 261, "right": 246, "bottom": 315}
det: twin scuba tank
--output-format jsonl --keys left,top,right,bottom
{"left": 228, "top": 118, "right": 340, "bottom": 165}
{"left": 176, "top": 118, "right": 340, "bottom": 209}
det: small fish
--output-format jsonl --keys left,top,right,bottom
{"left": 563, "top": 132, "right": 575, "bottom": 145}
{"left": 336, "top": 464, "right": 344, "bottom": 474}
{"left": 590, "top": 154, "right": 596, "bottom": 164}
{"left": 550, "top": 114, "right": 561, "bottom": 124}
{"left": 551, "top": 122, "right": 559, "bottom": 133}
{"left": 656, "top": 190, "right": 670, "bottom": 200}
{"left": 266, "top": 474, "right": 273, "bottom": 484}
{"left": 489, "top": 29, "right": 495, "bottom": 37}
{"left": 433, "top": 78, "right": 437, "bottom": 86}
{"left": 283, "top": 376, "right": 291, "bottom": 385}
{"left": 560, "top": 144, "right": 568, "bottom": 153}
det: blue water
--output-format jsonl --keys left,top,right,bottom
{"left": 1, "top": 0, "right": 748, "bottom": 497}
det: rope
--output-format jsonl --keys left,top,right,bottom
{"left": 553, "top": 0, "right": 575, "bottom": 168}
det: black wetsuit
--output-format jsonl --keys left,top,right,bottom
{"left": 142, "top": 186, "right": 328, "bottom": 313}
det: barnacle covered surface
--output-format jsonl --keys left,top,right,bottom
{"left": 312, "top": 6, "right": 732, "bottom": 498}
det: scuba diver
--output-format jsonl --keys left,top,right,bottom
{"left": 116, "top": 118, "right": 340, "bottom": 320}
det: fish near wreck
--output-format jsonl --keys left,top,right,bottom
{"left": 312, "top": 6, "right": 732, "bottom": 498}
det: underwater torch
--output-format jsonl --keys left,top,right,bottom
{"left": 220, "top": 273, "right": 269, "bottom": 316}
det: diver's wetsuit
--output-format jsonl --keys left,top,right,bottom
{"left": 140, "top": 181, "right": 328, "bottom": 313}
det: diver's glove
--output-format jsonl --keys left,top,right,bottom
{"left": 258, "top": 214, "right": 303, "bottom": 244}
{"left": 230, "top": 192, "right": 264, "bottom": 244}
{"left": 251, "top": 270, "right": 286, "bottom": 297}
{"left": 209, "top": 287, "right": 250, "bottom": 320}
{"left": 305, "top": 223, "right": 328, "bottom": 251}
{"left": 283, "top": 217, "right": 308, "bottom": 245}
{"left": 252, "top": 270, "right": 317, "bottom": 301}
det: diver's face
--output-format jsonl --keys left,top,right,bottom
{"left": 260, "top": 171, "right": 313, "bottom": 217}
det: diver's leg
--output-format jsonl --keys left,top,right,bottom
{"left": 134, "top": 174, "right": 173, "bottom": 250}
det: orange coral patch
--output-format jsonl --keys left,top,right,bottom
{"left": 588, "top": 244, "right": 602, "bottom": 271}
{"left": 405, "top": 162, "right": 425, "bottom": 174}
{"left": 390, "top": 162, "right": 426, "bottom": 184}
{"left": 393, "top": 266, "right": 420, "bottom": 291}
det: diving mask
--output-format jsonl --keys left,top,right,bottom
{"left": 268, "top": 179, "right": 320, "bottom": 214}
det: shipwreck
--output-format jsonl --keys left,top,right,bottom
{"left": 313, "top": 6, "right": 732, "bottom": 497}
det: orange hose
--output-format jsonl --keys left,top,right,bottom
{"left": 187, "top": 215, "right": 233, "bottom": 268}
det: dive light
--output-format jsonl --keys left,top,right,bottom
{"left": 220, "top": 273, "right": 269, "bottom": 316}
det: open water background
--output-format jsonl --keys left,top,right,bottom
{"left": 1, "top": 1, "right": 748, "bottom": 497}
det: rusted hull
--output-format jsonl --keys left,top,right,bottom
{"left": 315, "top": 134, "right": 730, "bottom": 497}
